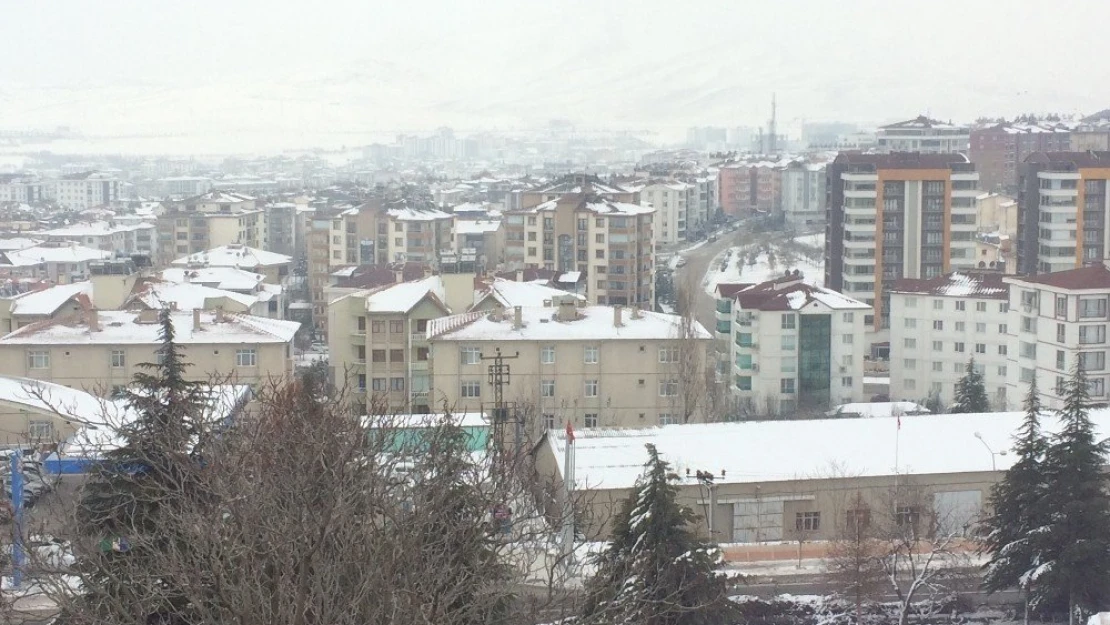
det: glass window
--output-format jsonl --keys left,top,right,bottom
{"left": 659, "top": 347, "right": 679, "bottom": 362}
{"left": 780, "top": 378, "right": 796, "bottom": 394}
{"left": 795, "top": 511, "right": 821, "bottom": 531}
{"left": 584, "top": 380, "right": 599, "bottom": 397}
{"left": 735, "top": 375, "right": 752, "bottom": 391}
{"left": 460, "top": 347, "right": 481, "bottom": 365}
{"left": 541, "top": 380, "right": 555, "bottom": 397}
{"left": 584, "top": 346, "right": 599, "bottom": 364}
{"left": 235, "top": 349, "right": 257, "bottom": 367}
{"left": 781, "top": 314, "right": 796, "bottom": 330}
{"left": 27, "top": 350, "right": 49, "bottom": 369}
{"left": 659, "top": 379, "right": 678, "bottom": 396}
{"left": 461, "top": 380, "right": 481, "bottom": 398}
{"left": 541, "top": 345, "right": 555, "bottom": 364}
{"left": 584, "top": 413, "right": 598, "bottom": 428}
{"left": 110, "top": 349, "right": 125, "bottom": 368}
{"left": 390, "top": 377, "right": 405, "bottom": 391}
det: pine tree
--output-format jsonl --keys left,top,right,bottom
{"left": 951, "top": 358, "right": 990, "bottom": 414}
{"left": 981, "top": 379, "right": 1049, "bottom": 603}
{"left": 67, "top": 308, "right": 205, "bottom": 624}
{"left": 1027, "top": 365, "right": 1110, "bottom": 623}
{"left": 580, "top": 444, "right": 736, "bottom": 625}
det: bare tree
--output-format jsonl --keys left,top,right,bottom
{"left": 825, "top": 490, "right": 885, "bottom": 623}
{"left": 672, "top": 276, "right": 711, "bottom": 424}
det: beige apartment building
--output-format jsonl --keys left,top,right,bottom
{"left": 427, "top": 297, "right": 711, "bottom": 443}
{"left": 328, "top": 276, "right": 452, "bottom": 414}
{"left": 0, "top": 308, "right": 299, "bottom": 396}
{"left": 157, "top": 192, "right": 265, "bottom": 265}
{"left": 519, "top": 174, "right": 639, "bottom": 209}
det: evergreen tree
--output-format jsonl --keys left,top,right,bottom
{"left": 951, "top": 359, "right": 990, "bottom": 413}
{"left": 581, "top": 444, "right": 736, "bottom": 625}
{"left": 981, "top": 379, "right": 1049, "bottom": 600}
{"left": 1027, "top": 366, "right": 1110, "bottom": 622}
{"left": 68, "top": 308, "right": 205, "bottom": 624}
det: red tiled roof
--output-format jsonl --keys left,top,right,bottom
{"left": 890, "top": 271, "right": 1008, "bottom": 300}
{"left": 715, "top": 282, "right": 751, "bottom": 298}
{"left": 1011, "top": 264, "right": 1110, "bottom": 290}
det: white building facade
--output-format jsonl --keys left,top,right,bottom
{"left": 642, "top": 182, "right": 691, "bottom": 245}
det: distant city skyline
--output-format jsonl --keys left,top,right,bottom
{"left": 3, "top": 0, "right": 1110, "bottom": 154}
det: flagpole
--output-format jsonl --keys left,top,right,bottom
{"left": 561, "top": 422, "right": 576, "bottom": 566}
{"left": 894, "top": 414, "right": 901, "bottom": 489}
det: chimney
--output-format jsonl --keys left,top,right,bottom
{"left": 88, "top": 308, "right": 99, "bottom": 332}
{"left": 556, "top": 295, "right": 577, "bottom": 322}
{"left": 193, "top": 307, "right": 202, "bottom": 329}
{"left": 515, "top": 269, "right": 524, "bottom": 282}
{"left": 393, "top": 269, "right": 403, "bottom": 283}
{"left": 613, "top": 305, "right": 623, "bottom": 327}
{"left": 513, "top": 306, "right": 522, "bottom": 330}
{"left": 215, "top": 307, "right": 226, "bottom": 322}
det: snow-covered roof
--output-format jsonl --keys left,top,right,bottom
{"left": 386, "top": 206, "right": 453, "bottom": 221}
{"left": 733, "top": 274, "right": 870, "bottom": 312}
{"left": 454, "top": 219, "right": 502, "bottom": 235}
{"left": 826, "top": 401, "right": 930, "bottom": 418}
{"left": 195, "top": 191, "right": 255, "bottom": 203}
{"left": 172, "top": 244, "right": 291, "bottom": 269}
{"left": 0, "top": 374, "right": 131, "bottom": 424}
{"left": 546, "top": 409, "right": 1110, "bottom": 490}
{"left": 158, "top": 267, "right": 266, "bottom": 293}
{"left": 471, "top": 278, "right": 584, "bottom": 311}
{"left": 429, "top": 306, "right": 711, "bottom": 342}
{"left": 9, "top": 281, "right": 92, "bottom": 316}
{"left": 0, "top": 310, "right": 299, "bottom": 345}
{"left": 558, "top": 271, "right": 582, "bottom": 283}
{"left": 518, "top": 198, "right": 654, "bottom": 216}
{"left": 38, "top": 221, "right": 154, "bottom": 237}
{"left": 0, "top": 238, "right": 44, "bottom": 252}
{"left": 129, "top": 281, "right": 258, "bottom": 311}
{"left": 0, "top": 244, "right": 111, "bottom": 267}
{"left": 891, "top": 272, "right": 1008, "bottom": 300}
{"left": 358, "top": 276, "right": 448, "bottom": 314}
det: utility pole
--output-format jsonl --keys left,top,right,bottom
{"left": 482, "top": 347, "right": 520, "bottom": 457}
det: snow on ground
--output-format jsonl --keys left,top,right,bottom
{"left": 703, "top": 239, "right": 824, "bottom": 297}
{"left": 792, "top": 232, "right": 825, "bottom": 251}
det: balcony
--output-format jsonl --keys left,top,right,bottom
{"left": 716, "top": 320, "right": 731, "bottom": 334}
{"left": 410, "top": 333, "right": 427, "bottom": 345}
{"left": 716, "top": 299, "right": 732, "bottom": 314}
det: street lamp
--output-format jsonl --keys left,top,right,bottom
{"left": 974, "top": 431, "right": 1007, "bottom": 471}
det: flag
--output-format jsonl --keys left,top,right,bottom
{"left": 565, "top": 420, "right": 575, "bottom": 443}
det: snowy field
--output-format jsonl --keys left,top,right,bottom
{"left": 791, "top": 232, "right": 825, "bottom": 251}
{"left": 703, "top": 240, "right": 824, "bottom": 297}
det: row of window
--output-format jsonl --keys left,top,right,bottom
{"left": 357, "top": 375, "right": 408, "bottom": 392}
{"left": 790, "top": 505, "right": 923, "bottom": 533}
{"left": 904, "top": 319, "right": 1007, "bottom": 334}
{"left": 541, "top": 412, "right": 679, "bottom": 429}
{"left": 27, "top": 348, "right": 258, "bottom": 369}
{"left": 903, "top": 297, "right": 1008, "bottom": 314}
{"left": 903, "top": 338, "right": 1005, "bottom": 356}
{"left": 356, "top": 318, "right": 429, "bottom": 333}
{"left": 460, "top": 345, "right": 680, "bottom": 366}
{"left": 459, "top": 378, "right": 681, "bottom": 399}
{"left": 734, "top": 376, "right": 854, "bottom": 392}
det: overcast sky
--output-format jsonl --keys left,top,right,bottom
{"left": 3, "top": 0, "right": 1110, "bottom": 151}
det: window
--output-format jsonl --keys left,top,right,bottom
{"left": 905, "top": 297, "right": 918, "bottom": 308}
{"left": 595, "top": 233, "right": 604, "bottom": 243}
{"left": 389, "top": 349, "right": 404, "bottom": 363}
{"left": 1090, "top": 378, "right": 1107, "bottom": 397}
{"left": 659, "top": 379, "right": 679, "bottom": 396}
{"left": 417, "top": 347, "right": 429, "bottom": 361}
{"left": 781, "top": 314, "right": 796, "bottom": 330}
{"left": 390, "top": 377, "right": 405, "bottom": 391}
{"left": 584, "top": 346, "right": 599, "bottom": 364}
{"left": 461, "top": 380, "right": 481, "bottom": 398}
{"left": 842, "top": 334, "right": 854, "bottom": 344}
{"left": 1081, "top": 325, "right": 1107, "bottom": 344}
{"left": 933, "top": 320, "right": 943, "bottom": 331}
{"left": 1080, "top": 351, "right": 1106, "bottom": 372}
{"left": 1057, "top": 350, "right": 1066, "bottom": 370}
{"left": 932, "top": 362, "right": 942, "bottom": 372}
{"left": 953, "top": 342, "right": 964, "bottom": 353}
{"left": 998, "top": 365, "right": 1008, "bottom": 377}
{"left": 659, "top": 413, "right": 677, "bottom": 425}
{"left": 895, "top": 505, "right": 920, "bottom": 528}
{"left": 904, "top": 338, "right": 917, "bottom": 349}
{"left": 541, "top": 380, "right": 555, "bottom": 397}
{"left": 110, "top": 349, "right": 125, "bottom": 368}
{"left": 543, "top": 414, "right": 555, "bottom": 430}
{"left": 975, "top": 343, "right": 986, "bottom": 354}
{"left": 659, "top": 347, "right": 679, "bottom": 363}
{"left": 999, "top": 344, "right": 1008, "bottom": 356}
{"left": 1080, "top": 297, "right": 1108, "bottom": 318}
{"left": 584, "top": 413, "right": 598, "bottom": 428}
{"left": 1057, "top": 323, "right": 1066, "bottom": 343}
{"left": 976, "top": 302, "right": 987, "bottom": 312}
{"left": 371, "top": 320, "right": 385, "bottom": 334}
{"left": 372, "top": 377, "right": 387, "bottom": 391}
{"left": 1020, "top": 367, "right": 1035, "bottom": 383}
{"left": 584, "top": 380, "right": 599, "bottom": 397}
{"left": 999, "top": 324, "right": 1008, "bottom": 334}
{"left": 903, "top": 358, "right": 916, "bottom": 370}
{"left": 460, "top": 347, "right": 481, "bottom": 365}
{"left": 955, "top": 301, "right": 966, "bottom": 311}
{"left": 28, "top": 421, "right": 53, "bottom": 441}
{"left": 780, "top": 378, "right": 796, "bottom": 394}
{"left": 795, "top": 511, "right": 821, "bottom": 532}
{"left": 1021, "top": 316, "right": 1036, "bottom": 333}
{"left": 955, "top": 321, "right": 965, "bottom": 332}
{"left": 904, "top": 318, "right": 917, "bottom": 329}
{"left": 357, "top": 317, "right": 366, "bottom": 332}
{"left": 236, "top": 349, "right": 257, "bottom": 367}
{"left": 1056, "top": 295, "right": 1068, "bottom": 318}
{"left": 846, "top": 508, "right": 871, "bottom": 531}
{"left": 842, "top": 376, "right": 853, "bottom": 387}
{"left": 735, "top": 375, "right": 752, "bottom": 391}
{"left": 933, "top": 299, "right": 943, "bottom": 310}
{"left": 372, "top": 349, "right": 386, "bottom": 363}
{"left": 932, "top": 340, "right": 942, "bottom": 352}
{"left": 1000, "top": 302, "right": 1009, "bottom": 313}
{"left": 27, "top": 350, "right": 49, "bottom": 369}
{"left": 781, "top": 335, "right": 796, "bottom": 351}
{"left": 356, "top": 374, "right": 367, "bottom": 391}
{"left": 541, "top": 345, "right": 555, "bottom": 364}
{"left": 389, "top": 320, "right": 404, "bottom": 333}
{"left": 842, "top": 312, "right": 854, "bottom": 323}
{"left": 904, "top": 378, "right": 916, "bottom": 390}
{"left": 975, "top": 323, "right": 986, "bottom": 333}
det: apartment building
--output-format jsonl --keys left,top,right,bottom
{"left": 382, "top": 202, "right": 454, "bottom": 263}
{"left": 51, "top": 172, "right": 120, "bottom": 210}
{"left": 327, "top": 276, "right": 451, "bottom": 414}
{"left": 156, "top": 192, "right": 265, "bottom": 265}
{"left": 641, "top": 181, "right": 692, "bottom": 245}
{"left": 38, "top": 221, "right": 156, "bottom": 258}
{"left": 718, "top": 159, "right": 784, "bottom": 216}
{"left": 1015, "top": 151, "right": 1110, "bottom": 275}
{"left": 427, "top": 297, "right": 712, "bottom": 441}
{"left": 781, "top": 161, "right": 826, "bottom": 230}
{"left": 1005, "top": 264, "right": 1110, "bottom": 409}
{"left": 875, "top": 116, "right": 969, "bottom": 154}
{"left": 724, "top": 273, "right": 869, "bottom": 417}
{"left": 503, "top": 193, "right": 654, "bottom": 307}
{"left": 825, "top": 152, "right": 981, "bottom": 348}
{"left": 969, "top": 122, "right": 1072, "bottom": 193}
{"left": 0, "top": 242, "right": 111, "bottom": 284}
{"left": 519, "top": 175, "right": 638, "bottom": 209}
{"left": 265, "top": 201, "right": 298, "bottom": 256}
{"left": 0, "top": 175, "right": 46, "bottom": 203}
{"left": 171, "top": 244, "right": 291, "bottom": 286}
{"left": 0, "top": 308, "right": 299, "bottom": 396}
{"left": 888, "top": 272, "right": 1011, "bottom": 410}
{"left": 452, "top": 219, "right": 502, "bottom": 269}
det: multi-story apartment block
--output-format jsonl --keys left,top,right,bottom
{"left": 969, "top": 122, "right": 1073, "bottom": 193}
{"left": 875, "top": 116, "right": 969, "bottom": 154}
{"left": 723, "top": 273, "right": 869, "bottom": 417}
{"left": 1016, "top": 151, "right": 1110, "bottom": 275}
{"left": 427, "top": 297, "right": 711, "bottom": 440}
{"left": 0, "top": 175, "right": 46, "bottom": 203}
{"left": 519, "top": 175, "right": 638, "bottom": 209}
{"left": 0, "top": 242, "right": 111, "bottom": 284}
{"left": 264, "top": 201, "right": 298, "bottom": 256}
{"left": 452, "top": 219, "right": 503, "bottom": 269}
{"left": 0, "top": 308, "right": 299, "bottom": 396}
{"left": 781, "top": 161, "right": 826, "bottom": 230}
{"left": 156, "top": 192, "right": 265, "bottom": 265}
{"left": 38, "top": 221, "right": 156, "bottom": 258}
{"left": 1005, "top": 264, "right": 1110, "bottom": 410}
{"left": 382, "top": 202, "right": 454, "bottom": 263}
{"left": 888, "top": 271, "right": 1011, "bottom": 410}
{"left": 825, "top": 152, "right": 981, "bottom": 349}
{"left": 718, "top": 159, "right": 783, "bottom": 216}
{"left": 50, "top": 172, "right": 120, "bottom": 210}
{"left": 641, "top": 181, "right": 692, "bottom": 245}
{"left": 327, "top": 276, "right": 451, "bottom": 414}
{"left": 502, "top": 193, "right": 654, "bottom": 307}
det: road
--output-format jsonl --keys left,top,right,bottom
{"left": 672, "top": 223, "right": 766, "bottom": 334}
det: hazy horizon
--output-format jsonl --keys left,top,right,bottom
{"left": 4, "top": 0, "right": 1110, "bottom": 154}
